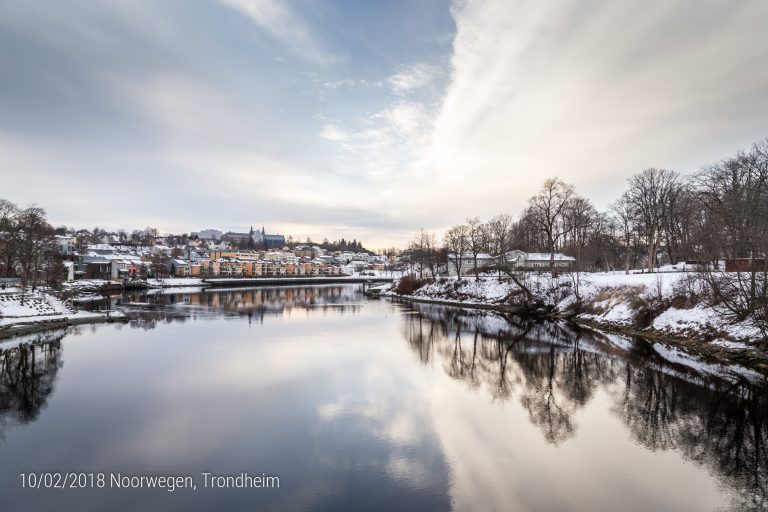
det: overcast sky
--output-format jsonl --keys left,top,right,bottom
{"left": 1, "top": 0, "right": 767, "bottom": 248}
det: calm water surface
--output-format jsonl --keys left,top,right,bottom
{"left": 0, "top": 285, "right": 765, "bottom": 511}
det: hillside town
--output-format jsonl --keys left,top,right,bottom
{"left": 57, "top": 229, "right": 392, "bottom": 282}
{"left": 0, "top": 205, "right": 398, "bottom": 295}
{"left": 0, "top": 197, "right": 593, "bottom": 297}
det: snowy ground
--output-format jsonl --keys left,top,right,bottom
{"left": 72, "top": 293, "right": 108, "bottom": 303}
{"left": 62, "top": 279, "right": 116, "bottom": 292}
{"left": 385, "top": 271, "right": 766, "bottom": 347}
{"left": 566, "top": 271, "right": 763, "bottom": 343}
{"left": 391, "top": 278, "right": 517, "bottom": 306}
{"left": 341, "top": 267, "right": 403, "bottom": 279}
{"left": 0, "top": 291, "right": 124, "bottom": 338}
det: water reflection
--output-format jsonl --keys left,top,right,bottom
{"left": 403, "top": 303, "right": 768, "bottom": 510}
{"left": 93, "top": 285, "right": 364, "bottom": 329}
{"left": 616, "top": 366, "right": 766, "bottom": 511}
{"left": 0, "top": 332, "right": 64, "bottom": 440}
{"left": 1, "top": 288, "right": 766, "bottom": 511}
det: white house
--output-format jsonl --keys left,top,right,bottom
{"left": 505, "top": 251, "right": 575, "bottom": 269}
{"left": 54, "top": 235, "right": 77, "bottom": 255}
{"left": 447, "top": 252, "right": 496, "bottom": 276}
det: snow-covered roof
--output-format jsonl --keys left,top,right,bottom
{"left": 448, "top": 252, "right": 495, "bottom": 260}
{"left": 522, "top": 253, "right": 575, "bottom": 261}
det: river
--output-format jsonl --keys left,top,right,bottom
{"left": 0, "top": 284, "right": 765, "bottom": 511}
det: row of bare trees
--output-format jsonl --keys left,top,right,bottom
{"left": 65, "top": 226, "right": 161, "bottom": 248}
{"left": 0, "top": 199, "right": 59, "bottom": 290}
{"left": 406, "top": 139, "right": 767, "bottom": 333}
{"left": 409, "top": 138, "right": 767, "bottom": 276}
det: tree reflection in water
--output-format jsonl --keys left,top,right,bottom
{"left": 615, "top": 365, "right": 767, "bottom": 510}
{"left": 116, "top": 285, "right": 363, "bottom": 330}
{"left": 0, "top": 332, "right": 64, "bottom": 442}
{"left": 402, "top": 303, "right": 767, "bottom": 510}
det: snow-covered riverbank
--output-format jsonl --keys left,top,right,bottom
{"left": 407, "top": 301, "right": 765, "bottom": 384}
{"left": 382, "top": 271, "right": 768, "bottom": 376}
{"left": 0, "top": 292, "right": 126, "bottom": 340}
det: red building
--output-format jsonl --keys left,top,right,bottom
{"left": 724, "top": 258, "right": 767, "bottom": 272}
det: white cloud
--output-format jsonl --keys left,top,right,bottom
{"left": 387, "top": 63, "right": 440, "bottom": 94}
{"left": 320, "top": 124, "right": 349, "bottom": 142}
{"left": 321, "top": 78, "right": 384, "bottom": 90}
{"left": 321, "top": 101, "right": 430, "bottom": 150}
{"left": 373, "top": 101, "right": 429, "bottom": 140}
{"left": 219, "top": 0, "right": 341, "bottom": 64}
{"left": 4, "top": 0, "right": 768, "bottom": 248}
{"left": 385, "top": 0, "right": 768, "bottom": 228}
{"left": 322, "top": 79, "right": 356, "bottom": 89}
{"left": 314, "top": 0, "right": 768, "bottom": 243}
{"left": 111, "top": 74, "right": 245, "bottom": 145}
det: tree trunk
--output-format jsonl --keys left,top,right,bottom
{"left": 549, "top": 239, "right": 556, "bottom": 276}
{"left": 624, "top": 234, "right": 631, "bottom": 274}
{"left": 647, "top": 241, "right": 656, "bottom": 272}
{"left": 453, "top": 257, "right": 462, "bottom": 281}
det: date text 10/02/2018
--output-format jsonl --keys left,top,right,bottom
{"left": 19, "top": 472, "right": 280, "bottom": 492}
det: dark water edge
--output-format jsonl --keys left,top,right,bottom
{"left": 386, "top": 292, "right": 768, "bottom": 381}
{"left": 1, "top": 284, "right": 766, "bottom": 511}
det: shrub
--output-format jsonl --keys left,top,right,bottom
{"left": 394, "top": 275, "right": 427, "bottom": 295}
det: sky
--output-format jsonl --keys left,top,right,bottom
{"left": 1, "top": 0, "right": 767, "bottom": 248}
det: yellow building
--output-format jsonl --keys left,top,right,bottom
{"left": 209, "top": 250, "right": 260, "bottom": 261}
{"left": 193, "top": 253, "right": 341, "bottom": 278}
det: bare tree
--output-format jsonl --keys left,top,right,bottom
{"left": 409, "top": 229, "right": 439, "bottom": 280}
{"left": 0, "top": 199, "right": 20, "bottom": 277}
{"left": 625, "top": 168, "right": 680, "bottom": 271}
{"left": 466, "top": 217, "right": 488, "bottom": 281}
{"left": 141, "top": 227, "right": 159, "bottom": 247}
{"left": 662, "top": 182, "right": 699, "bottom": 264}
{"left": 563, "top": 195, "right": 596, "bottom": 299}
{"left": 443, "top": 224, "right": 469, "bottom": 280}
{"left": 697, "top": 141, "right": 768, "bottom": 259}
{"left": 610, "top": 192, "right": 636, "bottom": 274}
{"left": 13, "top": 206, "right": 54, "bottom": 293}
{"left": 526, "top": 177, "right": 575, "bottom": 274}
{"left": 696, "top": 139, "right": 768, "bottom": 336}
{"left": 487, "top": 213, "right": 514, "bottom": 280}
{"left": 589, "top": 211, "right": 616, "bottom": 271}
